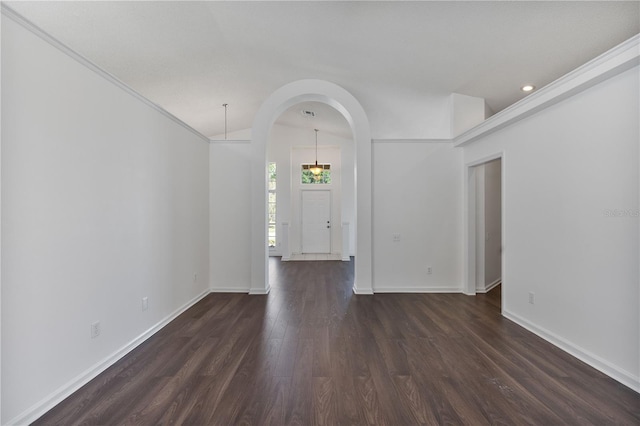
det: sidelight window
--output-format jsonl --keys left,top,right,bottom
{"left": 268, "top": 162, "right": 277, "bottom": 248}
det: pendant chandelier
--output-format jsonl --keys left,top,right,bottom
{"left": 309, "top": 129, "right": 323, "bottom": 176}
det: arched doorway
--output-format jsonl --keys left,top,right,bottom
{"left": 249, "top": 80, "right": 373, "bottom": 295}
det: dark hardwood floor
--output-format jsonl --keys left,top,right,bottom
{"left": 35, "top": 258, "right": 639, "bottom": 425}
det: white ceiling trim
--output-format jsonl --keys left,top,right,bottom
{"left": 372, "top": 139, "right": 452, "bottom": 144}
{"left": 1, "top": 4, "right": 210, "bottom": 144}
{"left": 454, "top": 34, "right": 640, "bottom": 148}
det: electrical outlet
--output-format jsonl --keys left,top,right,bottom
{"left": 528, "top": 292, "right": 535, "bottom": 304}
{"left": 427, "top": 266, "right": 433, "bottom": 275}
{"left": 142, "top": 297, "right": 148, "bottom": 311}
{"left": 392, "top": 233, "right": 401, "bottom": 242}
{"left": 90, "top": 321, "right": 101, "bottom": 339}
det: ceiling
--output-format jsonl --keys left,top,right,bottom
{"left": 5, "top": 1, "right": 639, "bottom": 139}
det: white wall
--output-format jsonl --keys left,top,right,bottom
{"left": 450, "top": 93, "right": 486, "bottom": 138}
{"left": 464, "top": 65, "right": 639, "bottom": 390}
{"left": 2, "top": 15, "right": 210, "bottom": 424}
{"left": 213, "top": 125, "right": 466, "bottom": 294}
{"left": 352, "top": 89, "right": 452, "bottom": 139}
{"left": 209, "top": 141, "right": 252, "bottom": 291}
{"left": 373, "top": 141, "right": 463, "bottom": 292}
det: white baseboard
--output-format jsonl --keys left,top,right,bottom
{"left": 9, "top": 290, "right": 210, "bottom": 426}
{"left": 503, "top": 309, "right": 640, "bottom": 393}
{"left": 477, "top": 278, "right": 501, "bottom": 293}
{"left": 249, "top": 285, "right": 271, "bottom": 295}
{"left": 374, "top": 286, "right": 463, "bottom": 293}
{"left": 209, "top": 285, "right": 270, "bottom": 294}
{"left": 209, "top": 287, "right": 250, "bottom": 293}
{"left": 352, "top": 286, "right": 373, "bottom": 295}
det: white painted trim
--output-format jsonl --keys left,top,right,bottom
{"left": 455, "top": 34, "right": 640, "bottom": 147}
{"left": 249, "top": 286, "right": 271, "bottom": 295}
{"left": 477, "top": 278, "right": 501, "bottom": 294}
{"left": 503, "top": 309, "right": 640, "bottom": 393}
{"left": 374, "top": 286, "right": 463, "bottom": 293}
{"left": 372, "top": 139, "right": 452, "bottom": 144}
{"left": 1, "top": 4, "right": 210, "bottom": 144}
{"left": 7, "top": 290, "right": 210, "bottom": 426}
{"left": 467, "top": 152, "right": 504, "bottom": 168}
{"left": 353, "top": 287, "right": 374, "bottom": 295}
{"left": 464, "top": 164, "right": 478, "bottom": 295}
{"left": 209, "top": 287, "right": 251, "bottom": 293}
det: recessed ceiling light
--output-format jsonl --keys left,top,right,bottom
{"left": 521, "top": 85, "right": 535, "bottom": 92}
{"left": 301, "top": 110, "right": 316, "bottom": 117}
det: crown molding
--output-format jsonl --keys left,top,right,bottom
{"left": 1, "top": 4, "right": 210, "bottom": 144}
{"left": 372, "top": 138, "right": 452, "bottom": 144}
{"left": 454, "top": 34, "right": 640, "bottom": 147}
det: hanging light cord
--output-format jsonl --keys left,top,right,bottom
{"left": 222, "top": 103, "right": 228, "bottom": 140}
{"left": 314, "top": 129, "right": 319, "bottom": 167}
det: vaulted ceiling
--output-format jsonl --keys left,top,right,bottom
{"left": 6, "top": 1, "right": 639, "bottom": 139}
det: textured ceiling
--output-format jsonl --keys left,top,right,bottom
{"left": 5, "top": 1, "right": 639, "bottom": 138}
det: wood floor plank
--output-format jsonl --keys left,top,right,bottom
{"left": 284, "top": 338, "right": 314, "bottom": 426}
{"left": 123, "top": 336, "right": 221, "bottom": 425}
{"left": 330, "top": 327, "right": 366, "bottom": 425}
{"left": 311, "top": 326, "right": 332, "bottom": 377}
{"left": 354, "top": 375, "right": 387, "bottom": 425}
{"left": 33, "top": 258, "right": 640, "bottom": 425}
{"left": 391, "top": 375, "right": 433, "bottom": 425}
{"left": 312, "top": 376, "right": 337, "bottom": 426}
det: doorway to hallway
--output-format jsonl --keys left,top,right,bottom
{"left": 465, "top": 155, "right": 504, "bottom": 311}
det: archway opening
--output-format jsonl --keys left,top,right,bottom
{"left": 267, "top": 101, "right": 355, "bottom": 262}
{"left": 249, "top": 80, "right": 372, "bottom": 295}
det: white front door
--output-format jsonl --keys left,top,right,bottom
{"left": 301, "top": 190, "right": 331, "bottom": 253}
